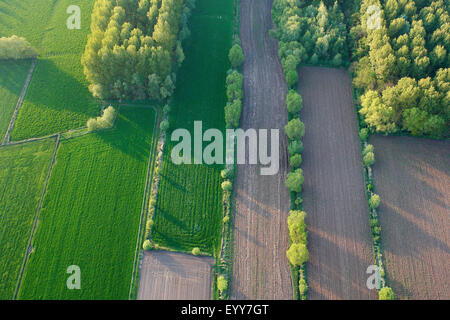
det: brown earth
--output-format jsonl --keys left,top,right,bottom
{"left": 299, "top": 67, "right": 376, "bottom": 300}
{"left": 230, "top": 0, "right": 292, "bottom": 299}
{"left": 371, "top": 135, "right": 450, "bottom": 300}
{"left": 137, "top": 251, "right": 213, "bottom": 300}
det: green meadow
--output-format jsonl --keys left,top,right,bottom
{"left": 19, "top": 107, "right": 156, "bottom": 299}
{"left": 0, "top": 60, "right": 31, "bottom": 138}
{"left": 0, "top": 0, "right": 99, "bottom": 141}
{"left": 0, "top": 139, "right": 55, "bottom": 299}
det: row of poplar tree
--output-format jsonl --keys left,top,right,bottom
{"left": 82, "top": 0, "right": 196, "bottom": 101}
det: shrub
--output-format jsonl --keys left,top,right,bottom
{"left": 363, "top": 144, "right": 374, "bottom": 156}
{"left": 163, "top": 105, "right": 171, "bottom": 114}
{"left": 359, "top": 128, "right": 369, "bottom": 141}
{"left": 286, "top": 69, "right": 298, "bottom": 88}
{"left": 228, "top": 44, "right": 244, "bottom": 68}
{"left": 221, "top": 181, "right": 233, "bottom": 192}
{"left": 369, "top": 194, "right": 380, "bottom": 209}
{"left": 288, "top": 140, "right": 304, "bottom": 156}
{"left": 289, "top": 154, "right": 302, "bottom": 169}
{"left": 217, "top": 276, "right": 228, "bottom": 293}
{"left": 378, "top": 286, "right": 395, "bottom": 300}
{"left": 223, "top": 215, "right": 230, "bottom": 224}
{"left": 143, "top": 240, "right": 152, "bottom": 251}
{"left": 160, "top": 120, "right": 169, "bottom": 131}
{"left": 288, "top": 210, "right": 307, "bottom": 245}
{"left": 225, "top": 99, "right": 242, "bottom": 128}
{"left": 286, "top": 90, "right": 303, "bottom": 115}
{"left": 285, "top": 118, "right": 305, "bottom": 140}
{"left": 294, "top": 197, "right": 303, "bottom": 207}
{"left": 221, "top": 168, "right": 233, "bottom": 180}
{"left": 0, "top": 35, "right": 38, "bottom": 59}
{"left": 299, "top": 277, "right": 308, "bottom": 298}
{"left": 146, "top": 219, "right": 154, "bottom": 230}
{"left": 226, "top": 71, "right": 243, "bottom": 101}
{"left": 286, "top": 243, "right": 309, "bottom": 266}
{"left": 192, "top": 247, "right": 200, "bottom": 256}
{"left": 285, "top": 169, "right": 304, "bottom": 193}
{"left": 87, "top": 106, "right": 116, "bottom": 131}
{"left": 87, "top": 118, "right": 100, "bottom": 132}
{"left": 363, "top": 151, "right": 375, "bottom": 167}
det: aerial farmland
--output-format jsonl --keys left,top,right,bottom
{"left": 0, "top": 0, "right": 448, "bottom": 306}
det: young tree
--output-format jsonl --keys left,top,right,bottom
{"left": 289, "top": 154, "right": 302, "bottom": 169}
{"left": 363, "top": 151, "right": 375, "bottom": 167}
{"left": 378, "top": 286, "right": 395, "bottom": 300}
{"left": 285, "top": 118, "right": 305, "bottom": 140}
{"left": 225, "top": 99, "right": 242, "bottom": 128}
{"left": 286, "top": 90, "right": 303, "bottom": 115}
{"left": 143, "top": 240, "right": 152, "bottom": 251}
{"left": 192, "top": 247, "right": 200, "bottom": 256}
{"left": 217, "top": 276, "right": 228, "bottom": 293}
{"left": 285, "top": 169, "right": 304, "bottom": 193}
{"left": 369, "top": 194, "right": 380, "bottom": 209}
{"left": 228, "top": 44, "right": 244, "bottom": 68}
{"left": 286, "top": 243, "right": 309, "bottom": 266}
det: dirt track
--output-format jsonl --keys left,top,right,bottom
{"left": 371, "top": 136, "right": 450, "bottom": 300}
{"left": 138, "top": 251, "right": 213, "bottom": 300}
{"left": 231, "top": 0, "right": 292, "bottom": 299}
{"left": 299, "top": 67, "right": 376, "bottom": 300}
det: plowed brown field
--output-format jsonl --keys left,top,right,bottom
{"left": 371, "top": 135, "right": 450, "bottom": 300}
{"left": 299, "top": 67, "right": 376, "bottom": 300}
{"left": 138, "top": 251, "right": 213, "bottom": 300}
{"left": 230, "top": 0, "right": 292, "bottom": 299}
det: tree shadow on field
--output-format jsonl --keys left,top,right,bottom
{"left": 371, "top": 135, "right": 450, "bottom": 257}
{"left": 13, "top": 58, "right": 98, "bottom": 118}
{"left": 306, "top": 226, "right": 376, "bottom": 300}
{"left": 95, "top": 113, "right": 151, "bottom": 161}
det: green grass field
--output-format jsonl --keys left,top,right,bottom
{"left": 0, "top": 139, "right": 56, "bottom": 299}
{"left": 152, "top": 0, "right": 233, "bottom": 255}
{"left": 18, "top": 107, "right": 156, "bottom": 299}
{"left": 0, "top": 60, "right": 31, "bottom": 139}
{"left": 0, "top": 0, "right": 99, "bottom": 141}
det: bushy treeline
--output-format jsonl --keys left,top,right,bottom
{"left": 0, "top": 36, "right": 38, "bottom": 60}
{"left": 272, "top": 0, "right": 349, "bottom": 83}
{"left": 351, "top": 0, "right": 449, "bottom": 138}
{"left": 225, "top": 44, "right": 244, "bottom": 128}
{"left": 82, "top": 0, "right": 195, "bottom": 101}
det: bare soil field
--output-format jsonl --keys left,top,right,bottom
{"left": 231, "top": 0, "right": 292, "bottom": 299}
{"left": 371, "top": 135, "right": 450, "bottom": 300}
{"left": 299, "top": 67, "right": 376, "bottom": 300}
{"left": 138, "top": 251, "right": 213, "bottom": 300}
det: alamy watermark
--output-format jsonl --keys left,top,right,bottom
{"left": 170, "top": 121, "right": 279, "bottom": 176}
{"left": 67, "top": 5, "right": 81, "bottom": 30}
{"left": 66, "top": 265, "right": 81, "bottom": 290}
{"left": 366, "top": 5, "right": 381, "bottom": 30}
{"left": 366, "top": 265, "right": 385, "bottom": 290}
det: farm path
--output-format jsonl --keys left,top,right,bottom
{"left": 299, "top": 67, "right": 376, "bottom": 300}
{"left": 2, "top": 59, "right": 37, "bottom": 145}
{"left": 231, "top": 0, "right": 292, "bottom": 299}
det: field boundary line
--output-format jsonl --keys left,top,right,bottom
{"left": 127, "top": 104, "right": 160, "bottom": 300}
{"left": 13, "top": 134, "right": 61, "bottom": 299}
{"left": 2, "top": 59, "right": 37, "bottom": 145}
